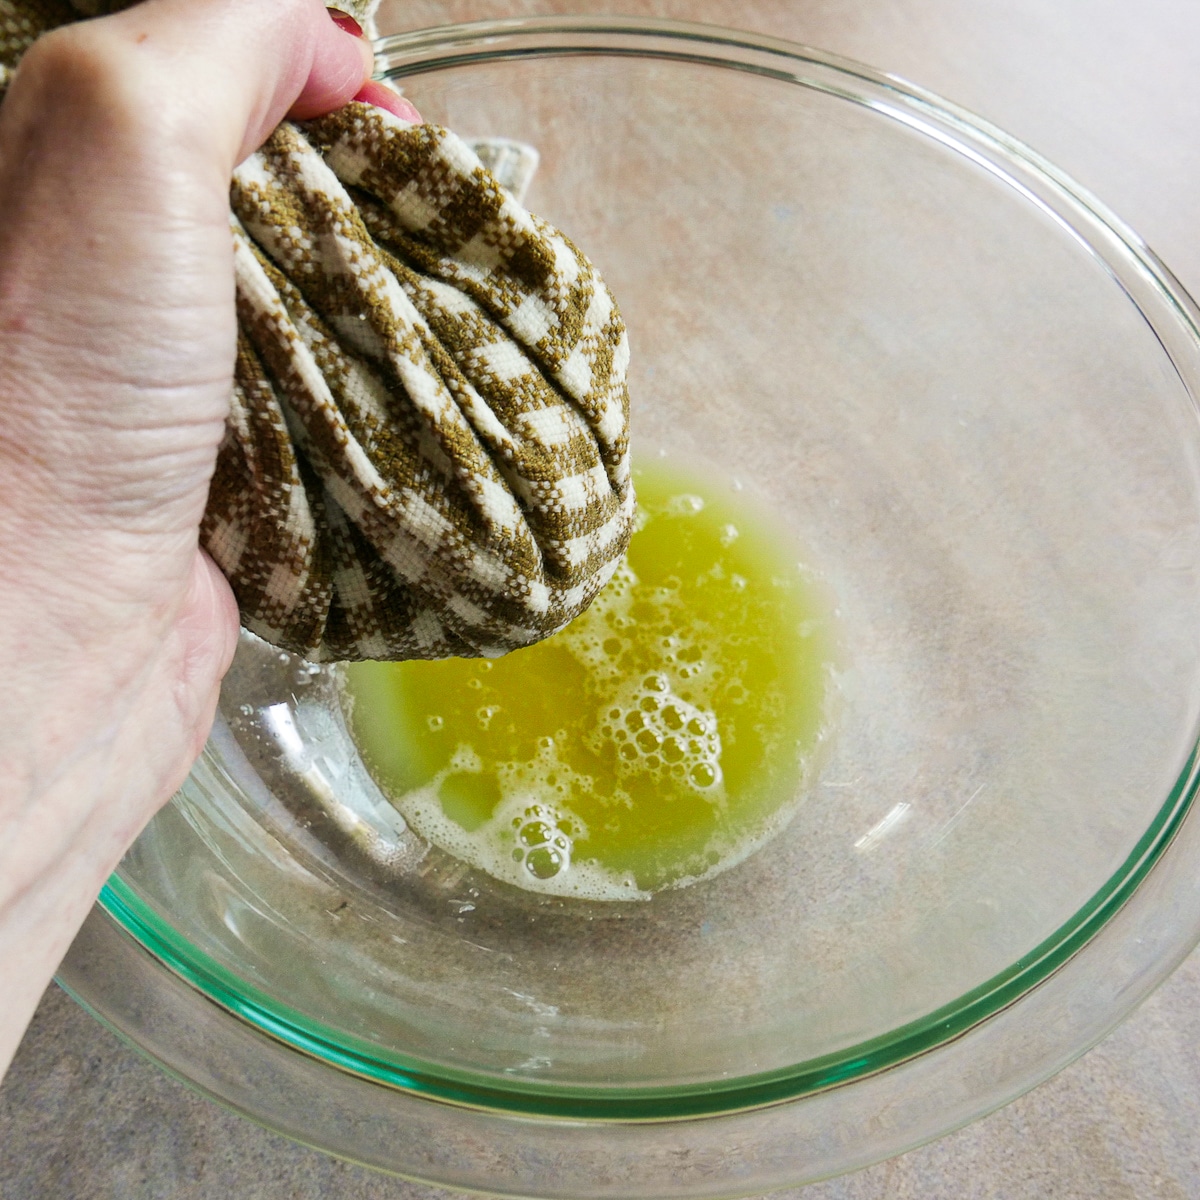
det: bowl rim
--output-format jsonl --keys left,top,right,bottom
{"left": 100, "top": 14, "right": 1200, "bottom": 1122}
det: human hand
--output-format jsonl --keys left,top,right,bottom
{"left": 0, "top": 0, "right": 386, "bottom": 1078}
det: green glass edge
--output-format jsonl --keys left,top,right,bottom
{"left": 99, "top": 734, "right": 1199, "bottom": 1121}
{"left": 98, "top": 23, "right": 1200, "bottom": 1121}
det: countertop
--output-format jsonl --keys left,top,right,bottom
{"left": 5, "top": 1, "right": 1200, "bottom": 1196}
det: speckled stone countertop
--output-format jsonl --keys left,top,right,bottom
{"left": 5, "top": 0, "right": 1200, "bottom": 1196}
{"left": 5, "top": 955, "right": 1200, "bottom": 1199}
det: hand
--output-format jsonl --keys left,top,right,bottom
{"left": 0, "top": 0, "right": 375, "bottom": 1079}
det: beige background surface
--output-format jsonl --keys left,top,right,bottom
{"left": 5, "top": 1, "right": 1200, "bottom": 1196}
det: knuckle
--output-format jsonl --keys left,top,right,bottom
{"left": 21, "top": 25, "right": 133, "bottom": 99}
{"left": 15, "top": 24, "right": 163, "bottom": 142}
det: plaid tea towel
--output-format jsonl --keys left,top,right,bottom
{"left": 0, "top": 0, "right": 634, "bottom": 662}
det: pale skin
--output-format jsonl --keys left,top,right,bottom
{"left": 0, "top": 0, "right": 419, "bottom": 1081}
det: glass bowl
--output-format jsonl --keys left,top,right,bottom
{"left": 57, "top": 17, "right": 1200, "bottom": 1198}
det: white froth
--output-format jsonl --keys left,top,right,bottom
{"left": 394, "top": 738, "right": 649, "bottom": 900}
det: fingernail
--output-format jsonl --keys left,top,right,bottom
{"left": 354, "top": 79, "right": 422, "bottom": 123}
{"left": 327, "top": 8, "right": 364, "bottom": 37}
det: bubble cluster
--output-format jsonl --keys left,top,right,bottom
{"left": 666, "top": 493, "right": 705, "bottom": 516}
{"left": 291, "top": 661, "right": 323, "bottom": 689}
{"left": 509, "top": 802, "right": 574, "bottom": 880}
{"left": 556, "top": 554, "right": 726, "bottom": 798}
{"left": 593, "top": 673, "right": 722, "bottom": 792}
{"left": 560, "top": 564, "right": 718, "bottom": 693}
{"left": 555, "top": 561, "right": 639, "bottom": 687}
{"left": 392, "top": 739, "right": 646, "bottom": 899}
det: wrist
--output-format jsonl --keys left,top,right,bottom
{"left": 0, "top": 547, "right": 235, "bottom": 1078}
{"left": 0, "top": 543, "right": 235, "bottom": 936}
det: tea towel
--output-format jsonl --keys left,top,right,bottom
{"left": 0, "top": 0, "right": 634, "bottom": 661}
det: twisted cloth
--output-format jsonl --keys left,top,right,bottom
{"left": 0, "top": 0, "right": 634, "bottom": 662}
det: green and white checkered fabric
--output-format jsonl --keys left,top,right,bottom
{"left": 0, "top": 0, "right": 634, "bottom": 662}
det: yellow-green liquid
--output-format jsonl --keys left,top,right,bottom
{"left": 345, "top": 464, "right": 836, "bottom": 899}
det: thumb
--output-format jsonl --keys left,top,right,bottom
{"left": 8, "top": 0, "right": 372, "bottom": 175}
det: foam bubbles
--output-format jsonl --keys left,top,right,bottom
{"left": 666, "top": 493, "right": 705, "bottom": 515}
{"left": 592, "top": 673, "right": 723, "bottom": 794}
{"left": 396, "top": 738, "right": 648, "bottom": 900}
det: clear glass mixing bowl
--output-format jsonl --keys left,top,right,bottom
{"left": 58, "top": 17, "right": 1200, "bottom": 1197}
